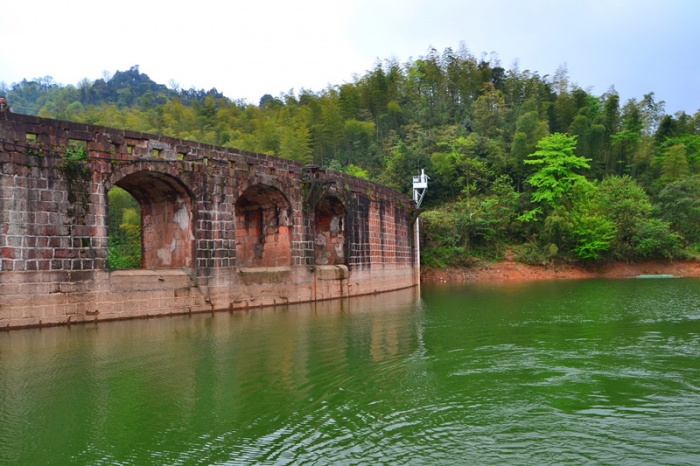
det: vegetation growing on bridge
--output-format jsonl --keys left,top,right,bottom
{"left": 3, "top": 48, "right": 700, "bottom": 267}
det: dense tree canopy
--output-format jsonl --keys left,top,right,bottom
{"left": 4, "top": 45, "right": 700, "bottom": 266}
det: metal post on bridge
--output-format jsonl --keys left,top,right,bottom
{"left": 412, "top": 169, "right": 428, "bottom": 282}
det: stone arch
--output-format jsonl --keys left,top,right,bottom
{"left": 112, "top": 170, "right": 195, "bottom": 269}
{"left": 315, "top": 195, "right": 346, "bottom": 265}
{"left": 235, "top": 184, "right": 292, "bottom": 267}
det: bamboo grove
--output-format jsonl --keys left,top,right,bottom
{"left": 4, "top": 45, "right": 700, "bottom": 268}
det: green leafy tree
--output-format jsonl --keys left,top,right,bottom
{"left": 571, "top": 212, "right": 616, "bottom": 260}
{"left": 431, "top": 136, "right": 492, "bottom": 200}
{"left": 421, "top": 174, "right": 520, "bottom": 264}
{"left": 471, "top": 83, "right": 512, "bottom": 140}
{"left": 595, "top": 175, "right": 654, "bottom": 258}
{"left": 509, "top": 108, "right": 549, "bottom": 185}
{"left": 660, "top": 143, "right": 689, "bottom": 182}
{"left": 520, "top": 133, "right": 591, "bottom": 221}
{"left": 550, "top": 65, "right": 578, "bottom": 133}
{"left": 598, "top": 90, "right": 621, "bottom": 174}
{"left": 345, "top": 164, "right": 370, "bottom": 179}
{"left": 342, "top": 119, "right": 376, "bottom": 167}
{"left": 569, "top": 114, "right": 605, "bottom": 177}
{"left": 479, "top": 175, "right": 521, "bottom": 247}
{"left": 633, "top": 218, "right": 683, "bottom": 258}
{"left": 655, "top": 176, "right": 700, "bottom": 243}
{"left": 278, "top": 125, "right": 312, "bottom": 164}
{"left": 568, "top": 182, "right": 616, "bottom": 260}
{"left": 611, "top": 99, "right": 647, "bottom": 176}
{"left": 380, "top": 140, "right": 431, "bottom": 193}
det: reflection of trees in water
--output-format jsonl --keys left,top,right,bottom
{"left": 0, "top": 288, "right": 424, "bottom": 464}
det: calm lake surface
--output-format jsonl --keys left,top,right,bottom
{"left": 2, "top": 278, "right": 700, "bottom": 465}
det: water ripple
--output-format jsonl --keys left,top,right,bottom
{"left": 3, "top": 282, "right": 700, "bottom": 464}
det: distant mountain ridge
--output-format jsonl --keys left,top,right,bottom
{"left": 2, "top": 64, "right": 227, "bottom": 116}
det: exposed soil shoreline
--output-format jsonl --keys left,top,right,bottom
{"left": 421, "top": 260, "right": 700, "bottom": 284}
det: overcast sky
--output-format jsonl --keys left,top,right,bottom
{"left": 2, "top": 0, "right": 698, "bottom": 114}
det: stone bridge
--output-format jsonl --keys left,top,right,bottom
{"left": 0, "top": 113, "right": 418, "bottom": 329}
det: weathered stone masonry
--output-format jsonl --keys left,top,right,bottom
{"left": 0, "top": 113, "right": 418, "bottom": 329}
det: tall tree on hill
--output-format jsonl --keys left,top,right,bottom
{"left": 471, "top": 83, "right": 511, "bottom": 141}
{"left": 598, "top": 90, "right": 621, "bottom": 174}
{"left": 510, "top": 100, "right": 550, "bottom": 188}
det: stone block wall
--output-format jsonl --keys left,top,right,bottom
{"left": 0, "top": 141, "right": 106, "bottom": 273}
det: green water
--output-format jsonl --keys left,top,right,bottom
{"left": 1, "top": 279, "right": 700, "bottom": 465}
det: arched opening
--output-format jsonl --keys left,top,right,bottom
{"left": 315, "top": 195, "right": 346, "bottom": 265}
{"left": 110, "top": 171, "right": 195, "bottom": 270}
{"left": 235, "top": 185, "right": 292, "bottom": 267}
{"left": 107, "top": 186, "right": 142, "bottom": 269}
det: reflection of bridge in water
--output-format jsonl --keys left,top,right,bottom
{"left": 0, "top": 114, "right": 419, "bottom": 329}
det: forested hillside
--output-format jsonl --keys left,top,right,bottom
{"left": 3, "top": 46, "right": 700, "bottom": 267}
